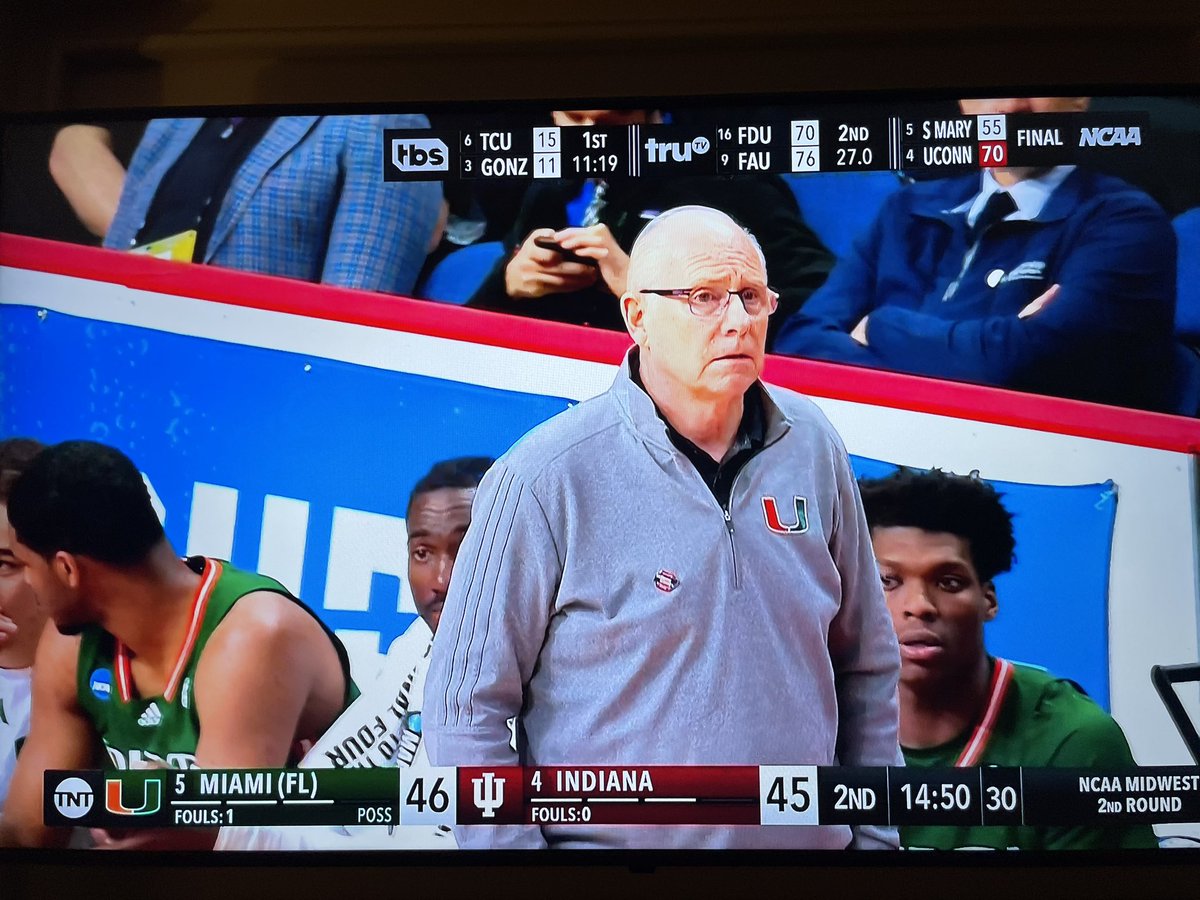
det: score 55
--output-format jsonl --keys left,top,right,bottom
{"left": 759, "top": 766, "right": 820, "bottom": 825}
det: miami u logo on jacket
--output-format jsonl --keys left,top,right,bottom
{"left": 762, "top": 496, "right": 809, "bottom": 534}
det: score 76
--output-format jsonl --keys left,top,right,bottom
{"left": 759, "top": 766, "right": 820, "bottom": 825}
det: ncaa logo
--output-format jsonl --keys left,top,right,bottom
{"left": 53, "top": 777, "right": 95, "bottom": 819}
{"left": 391, "top": 138, "right": 449, "bottom": 172}
{"left": 89, "top": 668, "right": 113, "bottom": 702}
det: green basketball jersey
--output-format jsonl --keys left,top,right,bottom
{"left": 76, "top": 557, "right": 358, "bottom": 771}
{"left": 901, "top": 658, "right": 1158, "bottom": 851}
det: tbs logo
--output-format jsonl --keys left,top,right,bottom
{"left": 390, "top": 138, "right": 449, "bottom": 173}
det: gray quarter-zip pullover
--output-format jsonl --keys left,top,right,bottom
{"left": 426, "top": 349, "right": 902, "bottom": 849}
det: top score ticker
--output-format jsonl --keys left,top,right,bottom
{"left": 383, "top": 112, "right": 1148, "bottom": 183}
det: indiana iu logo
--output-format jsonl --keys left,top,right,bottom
{"left": 472, "top": 771, "right": 505, "bottom": 819}
{"left": 105, "top": 776, "right": 163, "bottom": 815}
{"left": 762, "top": 496, "right": 809, "bottom": 534}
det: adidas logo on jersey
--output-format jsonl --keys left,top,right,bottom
{"left": 138, "top": 702, "right": 163, "bottom": 728}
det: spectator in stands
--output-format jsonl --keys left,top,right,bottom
{"left": 774, "top": 97, "right": 1179, "bottom": 413}
{"left": 54, "top": 116, "right": 444, "bottom": 295}
{"left": 467, "top": 109, "right": 834, "bottom": 350}
{"left": 0, "top": 438, "right": 47, "bottom": 819}
{"left": 859, "top": 467, "right": 1158, "bottom": 850}
{"left": 48, "top": 125, "right": 134, "bottom": 240}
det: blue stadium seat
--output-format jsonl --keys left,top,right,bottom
{"left": 1168, "top": 342, "right": 1200, "bottom": 417}
{"left": 1174, "top": 208, "right": 1200, "bottom": 344}
{"left": 417, "top": 241, "right": 505, "bottom": 305}
{"left": 784, "top": 171, "right": 906, "bottom": 258}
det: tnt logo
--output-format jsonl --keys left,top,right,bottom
{"left": 390, "top": 138, "right": 449, "bottom": 172}
{"left": 644, "top": 136, "right": 711, "bottom": 164}
{"left": 1079, "top": 126, "right": 1142, "bottom": 147}
{"left": 53, "top": 777, "right": 95, "bottom": 819}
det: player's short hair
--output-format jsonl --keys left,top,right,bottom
{"left": 6, "top": 440, "right": 165, "bottom": 565}
{"left": 407, "top": 456, "right": 495, "bottom": 517}
{"left": 0, "top": 437, "right": 45, "bottom": 504}
{"left": 858, "top": 467, "right": 1016, "bottom": 583}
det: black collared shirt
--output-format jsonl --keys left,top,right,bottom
{"left": 135, "top": 117, "right": 276, "bottom": 260}
{"left": 629, "top": 352, "right": 766, "bottom": 509}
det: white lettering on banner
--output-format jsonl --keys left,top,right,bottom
{"left": 258, "top": 494, "right": 310, "bottom": 595}
{"left": 336, "top": 630, "right": 385, "bottom": 686}
{"left": 323, "top": 507, "right": 414, "bottom": 614}
{"left": 185, "top": 482, "right": 238, "bottom": 559}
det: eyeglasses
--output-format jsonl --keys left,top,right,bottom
{"left": 639, "top": 286, "right": 779, "bottom": 318}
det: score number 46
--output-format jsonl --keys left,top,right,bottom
{"left": 759, "top": 766, "right": 820, "bottom": 825}
{"left": 400, "top": 769, "right": 458, "bottom": 825}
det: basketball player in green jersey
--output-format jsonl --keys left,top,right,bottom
{"left": 0, "top": 441, "right": 357, "bottom": 849}
{"left": 859, "top": 468, "right": 1157, "bottom": 851}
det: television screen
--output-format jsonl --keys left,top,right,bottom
{"left": 2, "top": 92, "right": 1200, "bottom": 870}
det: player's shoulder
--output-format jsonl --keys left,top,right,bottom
{"left": 1013, "top": 662, "right": 1124, "bottom": 739}
{"left": 207, "top": 586, "right": 319, "bottom": 652}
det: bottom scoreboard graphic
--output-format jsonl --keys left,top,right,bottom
{"left": 43, "top": 765, "right": 1200, "bottom": 830}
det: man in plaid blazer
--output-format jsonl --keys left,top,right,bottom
{"left": 104, "top": 115, "right": 443, "bottom": 295}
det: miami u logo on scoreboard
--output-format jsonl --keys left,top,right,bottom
{"left": 105, "top": 777, "right": 163, "bottom": 815}
{"left": 762, "top": 496, "right": 810, "bottom": 534}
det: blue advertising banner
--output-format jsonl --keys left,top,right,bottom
{"left": 1, "top": 302, "right": 1116, "bottom": 703}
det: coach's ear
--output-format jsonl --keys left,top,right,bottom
{"left": 622, "top": 291, "right": 648, "bottom": 346}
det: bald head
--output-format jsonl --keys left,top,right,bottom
{"left": 626, "top": 206, "right": 767, "bottom": 295}
{"left": 620, "top": 205, "right": 772, "bottom": 412}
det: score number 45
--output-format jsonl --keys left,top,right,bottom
{"left": 759, "top": 766, "right": 820, "bottom": 825}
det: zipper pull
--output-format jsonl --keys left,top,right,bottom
{"left": 723, "top": 506, "right": 734, "bottom": 534}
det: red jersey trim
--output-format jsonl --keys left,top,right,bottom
{"left": 114, "top": 558, "right": 221, "bottom": 704}
{"left": 956, "top": 657, "right": 1015, "bottom": 767}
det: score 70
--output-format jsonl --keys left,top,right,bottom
{"left": 979, "top": 141, "right": 1008, "bottom": 167}
{"left": 759, "top": 766, "right": 820, "bottom": 825}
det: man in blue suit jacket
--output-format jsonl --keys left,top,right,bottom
{"left": 104, "top": 115, "right": 443, "bottom": 295}
{"left": 774, "top": 98, "right": 1178, "bottom": 413}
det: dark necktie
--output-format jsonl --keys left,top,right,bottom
{"left": 971, "top": 190, "right": 1017, "bottom": 240}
